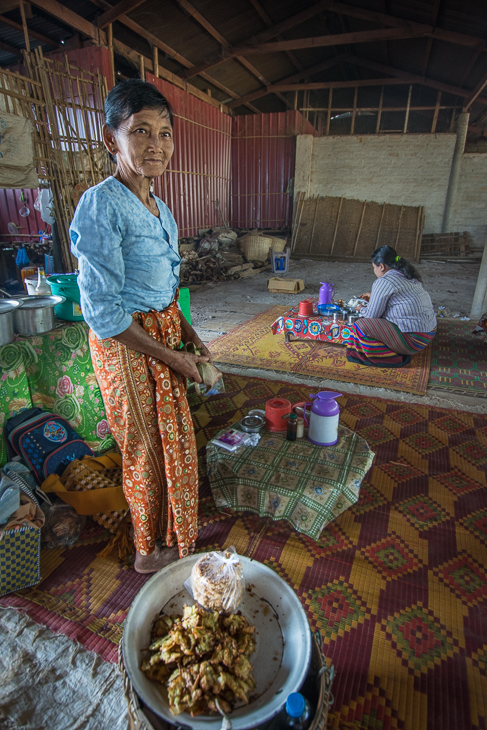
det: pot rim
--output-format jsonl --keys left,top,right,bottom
{"left": 12, "top": 295, "right": 66, "bottom": 309}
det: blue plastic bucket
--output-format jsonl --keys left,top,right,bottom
{"left": 47, "top": 274, "right": 84, "bottom": 321}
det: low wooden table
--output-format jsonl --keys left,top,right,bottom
{"left": 270, "top": 297, "right": 355, "bottom": 345}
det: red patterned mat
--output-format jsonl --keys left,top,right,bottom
{"left": 2, "top": 374, "right": 487, "bottom": 729}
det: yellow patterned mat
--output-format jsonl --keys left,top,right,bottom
{"left": 209, "top": 306, "right": 432, "bottom": 395}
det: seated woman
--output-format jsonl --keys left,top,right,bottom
{"left": 346, "top": 245, "right": 437, "bottom": 368}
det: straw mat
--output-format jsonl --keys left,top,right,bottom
{"left": 2, "top": 373, "right": 487, "bottom": 730}
{"left": 209, "top": 306, "right": 432, "bottom": 395}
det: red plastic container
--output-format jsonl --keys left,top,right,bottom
{"left": 265, "top": 398, "right": 292, "bottom": 432}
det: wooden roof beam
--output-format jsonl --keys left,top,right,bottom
{"left": 421, "top": 0, "right": 441, "bottom": 76}
{"left": 29, "top": 0, "right": 106, "bottom": 43}
{"left": 175, "top": 0, "right": 292, "bottom": 108}
{"left": 247, "top": 0, "right": 303, "bottom": 71}
{"left": 0, "top": 38, "right": 22, "bottom": 57}
{"left": 183, "top": 27, "right": 426, "bottom": 78}
{"left": 348, "top": 55, "right": 487, "bottom": 105}
{"left": 226, "top": 55, "right": 346, "bottom": 109}
{"left": 0, "top": 13, "right": 62, "bottom": 48}
{"left": 321, "top": 0, "right": 485, "bottom": 50}
{"left": 464, "top": 75, "right": 487, "bottom": 110}
{"left": 97, "top": 0, "right": 147, "bottom": 29}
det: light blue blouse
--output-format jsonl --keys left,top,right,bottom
{"left": 70, "top": 176, "right": 180, "bottom": 340}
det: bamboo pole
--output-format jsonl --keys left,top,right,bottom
{"left": 431, "top": 91, "right": 441, "bottom": 133}
{"left": 153, "top": 45, "right": 159, "bottom": 77}
{"left": 413, "top": 206, "right": 423, "bottom": 261}
{"left": 308, "top": 195, "right": 320, "bottom": 254}
{"left": 403, "top": 85, "right": 412, "bottom": 133}
{"left": 376, "top": 86, "right": 384, "bottom": 134}
{"left": 326, "top": 88, "right": 332, "bottom": 135}
{"left": 351, "top": 86, "right": 358, "bottom": 135}
{"left": 108, "top": 23, "right": 115, "bottom": 87}
{"left": 330, "top": 197, "right": 343, "bottom": 255}
{"left": 376, "top": 202, "right": 386, "bottom": 246}
{"left": 353, "top": 200, "right": 367, "bottom": 256}
{"left": 140, "top": 53, "right": 145, "bottom": 79}
{"left": 395, "top": 205, "right": 404, "bottom": 247}
{"left": 19, "top": 0, "right": 30, "bottom": 53}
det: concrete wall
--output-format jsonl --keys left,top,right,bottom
{"left": 453, "top": 154, "right": 487, "bottom": 248}
{"left": 295, "top": 134, "right": 487, "bottom": 247}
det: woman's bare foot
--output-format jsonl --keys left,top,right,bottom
{"left": 134, "top": 545, "right": 180, "bottom": 574}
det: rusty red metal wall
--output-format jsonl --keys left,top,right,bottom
{"left": 231, "top": 111, "right": 316, "bottom": 229}
{"left": 147, "top": 73, "right": 232, "bottom": 237}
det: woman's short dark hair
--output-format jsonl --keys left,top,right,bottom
{"left": 104, "top": 79, "right": 173, "bottom": 162}
{"left": 371, "top": 245, "right": 422, "bottom": 282}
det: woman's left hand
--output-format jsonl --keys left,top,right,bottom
{"left": 194, "top": 340, "right": 213, "bottom": 363}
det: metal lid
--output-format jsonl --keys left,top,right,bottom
{"left": 12, "top": 295, "right": 65, "bottom": 309}
{"left": 0, "top": 299, "right": 22, "bottom": 314}
{"left": 240, "top": 414, "right": 265, "bottom": 433}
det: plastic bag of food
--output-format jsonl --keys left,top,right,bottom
{"left": 190, "top": 546, "right": 244, "bottom": 613}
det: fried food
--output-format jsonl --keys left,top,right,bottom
{"left": 141, "top": 603, "right": 256, "bottom": 717}
{"left": 191, "top": 549, "right": 244, "bottom": 613}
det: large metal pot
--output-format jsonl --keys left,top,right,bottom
{"left": 12, "top": 295, "right": 66, "bottom": 336}
{"left": 0, "top": 299, "right": 23, "bottom": 346}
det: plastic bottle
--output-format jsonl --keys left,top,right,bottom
{"left": 281, "top": 693, "right": 313, "bottom": 730}
{"left": 296, "top": 417, "right": 304, "bottom": 439}
{"left": 35, "top": 267, "right": 51, "bottom": 295}
{"left": 285, "top": 413, "right": 297, "bottom": 441}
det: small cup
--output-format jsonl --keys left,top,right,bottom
{"left": 298, "top": 300, "right": 314, "bottom": 317}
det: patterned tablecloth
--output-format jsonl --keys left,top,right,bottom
{"left": 271, "top": 297, "right": 357, "bottom": 345}
{"left": 0, "top": 322, "right": 116, "bottom": 467}
{"left": 207, "top": 423, "right": 374, "bottom": 540}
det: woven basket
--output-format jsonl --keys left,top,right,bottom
{"left": 119, "top": 631, "right": 334, "bottom": 730}
{"left": 268, "top": 236, "right": 287, "bottom": 253}
{"left": 238, "top": 233, "right": 274, "bottom": 261}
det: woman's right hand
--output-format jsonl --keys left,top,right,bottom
{"left": 166, "top": 349, "right": 209, "bottom": 383}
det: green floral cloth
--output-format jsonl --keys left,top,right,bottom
{"left": 207, "top": 425, "right": 374, "bottom": 540}
{"left": 0, "top": 322, "right": 116, "bottom": 467}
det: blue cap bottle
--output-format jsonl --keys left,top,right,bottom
{"left": 286, "top": 693, "right": 305, "bottom": 718}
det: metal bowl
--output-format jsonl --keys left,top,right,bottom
{"left": 122, "top": 554, "right": 312, "bottom": 730}
{"left": 240, "top": 414, "right": 265, "bottom": 433}
{"left": 0, "top": 299, "right": 23, "bottom": 346}
{"left": 13, "top": 295, "right": 66, "bottom": 336}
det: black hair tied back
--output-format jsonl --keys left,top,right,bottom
{"left": 104, "top": 79, "right": 173, "bottom": 163}
{"left": 371, "top": 245, "right": 422, "bottom": 282}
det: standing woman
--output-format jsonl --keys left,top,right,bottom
{"left": 70, "top": 80, "right": 211, "bottom": 572}
{"left": 346, "top": 245, "right": 437, "bottom": 368}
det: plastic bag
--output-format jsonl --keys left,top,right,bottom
{"left": 190, "top": 546, "right": 245, "bottom": 613}
{"left": 41, "top": 501, "right": 85, "bottom": 549}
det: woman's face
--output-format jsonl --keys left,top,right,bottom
{"left": 104, "top": 107, "right": 174, "bottom": 179}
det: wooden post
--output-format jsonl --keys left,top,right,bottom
{"left": 376, "top": 85, "right": 383, "bottom": 134}
{"left": 403, "top": 85, "right": 412, "bottom": 133}
{"left": 326, "top": 88, "right": 332, "bottom": 135}
{"left": 107, "top": 23, "right": 115, "bottom": 88}
{"left": 330, "top": 197, "right": 343, "bottom": 255}
{"left": 294, "top": 90, "right": 298, "bottom": 110}
{"left": 19, "top": 0, "right": 30, "bottom": 52}
{"left": 413, "top": 206, "right": 423, "bottom": 261}
{"left": 353, "top": 200, "right": 367, "bottom": 256}
{"left": 351, "top": 86, "right": 358, "bottom": 135}
{"left": 470, "top": 237, "right": 487, "bottom": 319}
{"left": 431, "top": 91, "right": 441, "bottom": 133}
{"left": 153, "top": 45, "right": 159, "bottom": 78}
{"left": 140, "top": 53, "right": 145, "bottom": 80}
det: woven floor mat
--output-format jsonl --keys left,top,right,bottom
{"left": 1, "top": 373, "right": 487, "bottom": 729}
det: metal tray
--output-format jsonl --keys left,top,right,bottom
{"left": 122, "top": 554, "right": 312, "bottom": 730}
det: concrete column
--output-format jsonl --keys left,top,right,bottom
{"left": 442, "top": 111, "right": 469, "bottom": 232}
{"left": 470, "top": 237, "right": 487, "bottom": 319}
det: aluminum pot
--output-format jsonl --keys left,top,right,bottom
{"left": 0, "top": 299, "right": 23, "bottom": 346}
{"left": 13, "top": 295, "right": 65, "bottom": 336}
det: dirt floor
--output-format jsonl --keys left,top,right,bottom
{"left": 189, "top": 258, "right": 487, "bottom": 414}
